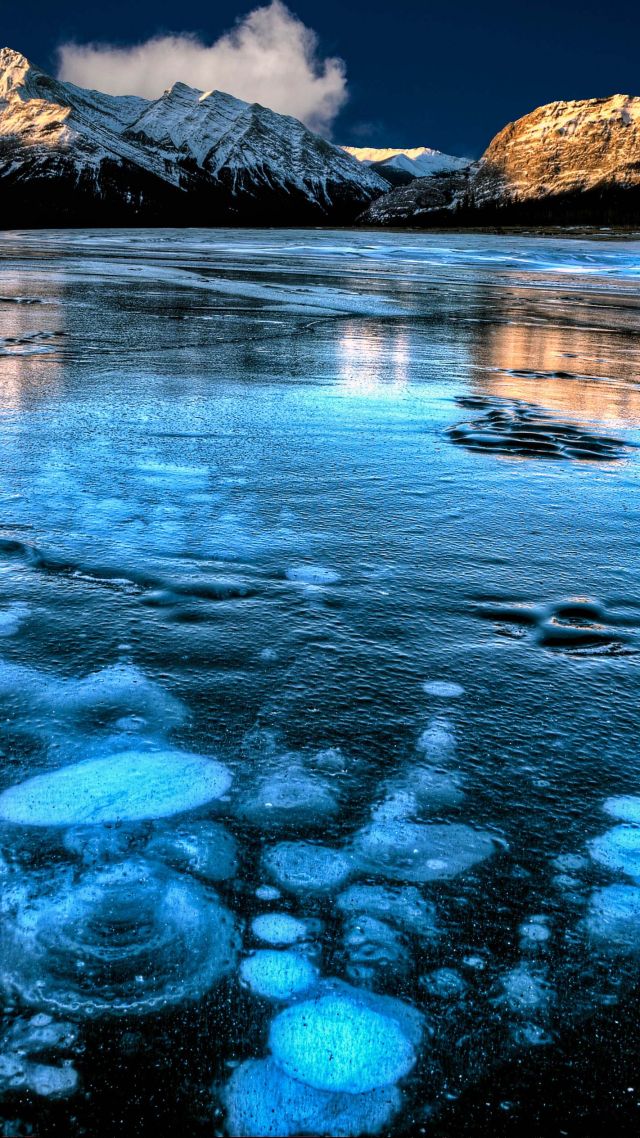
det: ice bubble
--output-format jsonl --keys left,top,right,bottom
{"left": 519, "top": 918, "right": 551, "bottom": 944}
{"left": 263, "top": 843, "right": 353, "bottom": 894}
{"left": 240, "top": 950, "right": 319, "bottom": 1001}
{"left": 585, "top": 884, "right": 640, "bottom": 951}
{"left": 352, "top": 821, "right": 496, "bottom": 883}
{"left": 285, "top": 566, "right": 341, "bottom": 585}
{"left": 496, "top": 967, "right": 551, "bottom": 1014}
{"left": 1, "top": 1014, "right": 79, "bottom": 1055}
{"left": 603, "top": 796, "right": 640, "bottom": 825}
{"left": 60, "top": 664, "right": 185, "bottom": 732}
{"left": 238, "top": 767, "right": 337, "bottom": 829}
{"left": 256, "top": 884, "right": 281, "bottom": 901}
{"left": 146, "top": 821, "right": 238, "bottom": 882}
{"left": 336, "top": 884, "right": 438, "bottom": 939}
{"left": 0, "top": 602, "right": 30, "bottom": 637}
{"left": 252, "top": 913, "right": 309, "bottom": 945}
{"left": 341, "top": 915, "right": 410, "bottom": 982}
{"left": 0, "top": 749, "right": 232, "bottom": 827}
{"left": 404, "top": 766, "right": 464, "bottom": 811}
{"left": 420, "top": 968, "right": 467, "bottom": 1000}
{"left": 26, "top": 1062, "right": 79, "bottom": 1098}
{"left": 0, "top": 859, "right": 238, "bottom": 1017}
{"left": 422, "top": 681, "right": 465, "bottom": 699}
{"left": 416, "top": 718, "right": 456, "bottom": 761}
{"left": 223, "top": 1056, "right": 401, "bottom": 1137}
{"left": 588, "top": 826, "right": 640, "bottom": 880}
{"left": 268, "top": 982, "right": 423, "bottom": 1094}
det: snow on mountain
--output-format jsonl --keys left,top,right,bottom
{"left": 0, "top": 47, "right": 388, "bottom": 224}
{"left": 342, "top": 145, "right": 470, "bottom": 178}
{"left": 360, "top": 94, "right": 640, "bottom": 227}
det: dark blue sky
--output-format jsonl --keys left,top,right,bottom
{"left": 4, "top": 0, "right": 638, "bottom": 156}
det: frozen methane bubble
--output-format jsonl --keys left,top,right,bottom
{"left": 588, "top": 826, "right": 640, "bottom": 879}
{"left": 495, "top": 966, "right": 552, "bottom": 1014}
{"left": 341, "top": 915, "right": 410, "bottom": 983}
{"left": 240, "top": 950, "right": 319, "bottom": 1001}
{"left": 268, "top": 981, "right": 423, "bottom": 1094}
{"left": 285, "top": 566, "right": 341, "bottom": 585}
{"left": 0, "top": 602, "right": 31, "bottom": 637}
{"left": 422, "top": 680, "right": 465, "bottom": 698}
{"left": 238, "top": 766, "right": 338, "bottom": 829}
{"left": 352, "top": 821, "right": 497, "bottom": 883}
{"left": 0, "top": 749, "right": 232, "bottom": 826}
{"left": 415, "top": 718, "right": 456, "bottom": 761}
{"left": 223, "top": 1056, "right": 401, "bottom": 1137}
{"left": 603, "top": 796, "right": 640, "bottom": 824}
{"left": 584, "top": 884, "right": 640, "bottom": 951}
{"left": 263, "top": 843, "right": 353, "bottom": 894}
{"left": 145, "top": 821, "right": 238, "bottom": 882}
{"left": 252, "top": 913, "right": 309, "bottom": 945}
{"left": 420, "top": 968, "right": 467, "bottom": 1000}
{"left": 336, "top": 884, "right": 438, "bottom": 939}
{"left": 0, "top": 859, "right": 238, "bottom": 1017}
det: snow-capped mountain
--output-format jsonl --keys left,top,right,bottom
{"left": 342, "top": 145, "right": 470, "bottom": 181}
{"left": 360, "top": 95, "right": 640, "bottom": 226}
{"left": 0, "top": 47, "right": 388, "bottom": 225}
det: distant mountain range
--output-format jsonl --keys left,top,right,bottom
{"left": 361, "top": 95, "right": 640, "bottom": 227}
{"left": 0, "top": 48, "right": 386, "bottom": 225}
{"left": 1, "top": 45, "right": 639, "bottom": 228}
{"left": 341, "top": 146, "right": 471, "bottom": 186}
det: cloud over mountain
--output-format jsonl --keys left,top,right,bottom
{"left": 57, "top": 2, "right": 347, "bottom": 136}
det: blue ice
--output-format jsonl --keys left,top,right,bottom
{"left": 0, "top": 750, "right": 232, "bottom": 826}
{"left": 263, "top": 842, "right": 354, "bottom": 894}
{"left": 352, "top": 820, "right": 496, "bottom": 883}
{"left": 252, "top": 913, "right": 309, "bottom": 945}
{"left": 240, "top": 950, "right": 319, "bottom": 1001}
{"left": 223, "top": 1056, "right": 401, "bottom": 1137}
{"left": 268, "top": 982, "right": 423, "bottom": 1094}
{"left": 588, "top": 825, "right": 640, "bottom": 879}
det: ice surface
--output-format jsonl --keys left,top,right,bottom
{"left": 268, "top": 982, "right": 423, "bottom": 1093}
{"left": 223, "top": 1056, "right": 401, "bottom": 1137}
{"left": 0, "top": 750, "right": 232, "bottom": 826}
{"left": 252, "top": 913, "right": 309, "bottom": 945}
{"left": 588, "top": 826, "right": 640, "bottom": 880}
{"left": 240, "top": 950, "right": 319, "bottom": 1001}
{"left": 0, "top": 859, "right": 238, "bottom": 1016}
{"left": 263, "top": 843, "right": 354, "bottom": 894}
{"left": 0, "top": 602, "right": 30, "bottom": 637}
{"left": 352, "top": 821, "right": 496, "bottom": 883}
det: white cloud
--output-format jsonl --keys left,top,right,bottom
{"left": 56, "top": 1, "right": 347, "bottom": 136}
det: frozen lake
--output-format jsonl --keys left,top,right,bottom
{"left": 0, "top": 228, "right": 639, "bottom": 1136}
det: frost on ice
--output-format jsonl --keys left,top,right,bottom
{"left": 0, "top": 749, "right": 232, "bottom": 826}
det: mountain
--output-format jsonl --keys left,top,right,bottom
{"left": 342, "top": 145, "right": 470, "bottom": 186}
{"left": 360, "top": 95, "right": 640, "bottom": 227}
{"left": 0, "top": 48, "right": 387, "bottom": 226}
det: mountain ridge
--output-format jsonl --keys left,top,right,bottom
{"left": 0, "top": 47, "right": 387, "bottom": 225}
